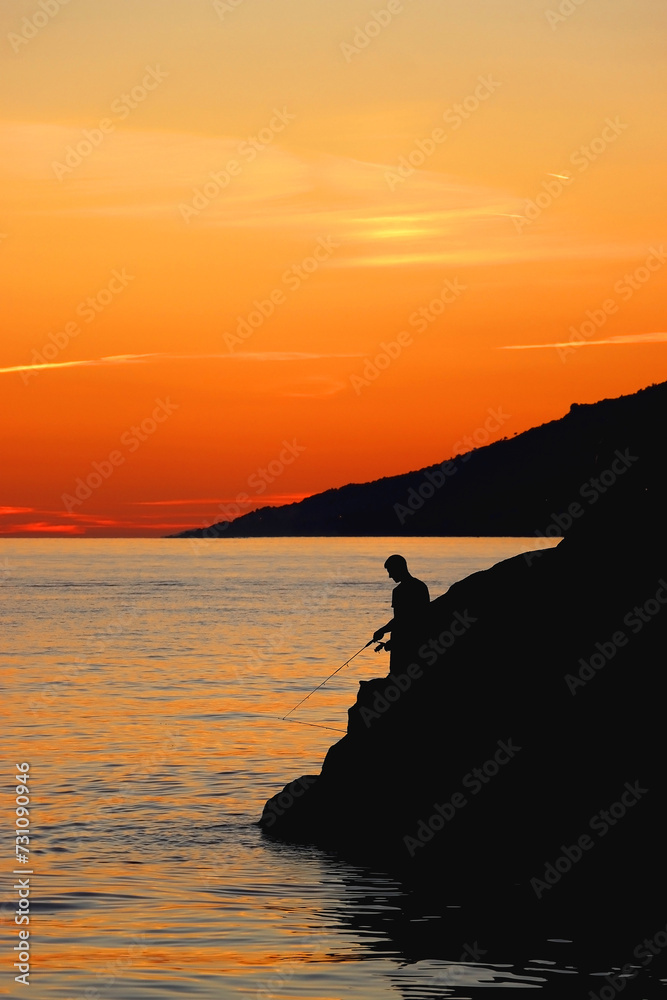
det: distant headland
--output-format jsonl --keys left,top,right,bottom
{"left": 168, "top": 381, "right": 666, "bottom": 538}
{"left": 256, "top": 375, "right": 667, "bottom": 935}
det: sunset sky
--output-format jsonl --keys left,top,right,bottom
{"left": 1, "top": 0, "right": 665, "bottom": 536}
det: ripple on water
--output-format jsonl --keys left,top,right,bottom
{"left": 5, "top": 537, "right": 613, "bottom": 1000}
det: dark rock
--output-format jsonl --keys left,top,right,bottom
{"left": 259, "top": 452, "right": 667, "bottom": 909}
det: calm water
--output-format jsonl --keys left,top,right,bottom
{"left": 4, "top": 535, "right": 650, "bottom": 1000}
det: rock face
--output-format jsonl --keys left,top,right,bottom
{"left": 259, "top": 446, "right": 667, "bottom": 906}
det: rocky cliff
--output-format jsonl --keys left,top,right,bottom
{"left": 259, "top": 439, "right": 667, "bottom": 911}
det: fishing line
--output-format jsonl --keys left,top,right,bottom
{"left": 282, "top": 638, "right": 376, "bottom": 722}
{"left": 281, "top": 718, "right": 347, "bottom": 734}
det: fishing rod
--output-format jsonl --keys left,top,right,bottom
{"left": 282, "top": 638, "right": 383, "bottom": 722}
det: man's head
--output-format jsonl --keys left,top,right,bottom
{"left": 384, "top": 554, "right": 409, "bottom": 582}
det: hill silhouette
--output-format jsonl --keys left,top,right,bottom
{"left": 170, "top": 380, "right": 667, "bottom": 538}
{"left": 257, "top": 378, "right": 667, "bottom": 990}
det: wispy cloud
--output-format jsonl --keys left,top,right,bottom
{"left": 129, "top": 495, "right": 310, "bottom": 506}
{"left": 130, "top": 498, "right": 241, "bottom": 507}
{"left": 0, "top": 497, "right": 313, "bottom": 536}
{"left": 500, "top": 332, "right": 667, "bottom": 350}
{"left": 0, "top": 121, "right": 649, "bottom": 269}
{"left": 0, "top": 351, "right": 364, "bottom": 377}
{"left": 0, "top": 521, "right": 85, "bottom": 535}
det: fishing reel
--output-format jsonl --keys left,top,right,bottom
{"left": 374, "top": 641, "right": 390, "bottom": 652}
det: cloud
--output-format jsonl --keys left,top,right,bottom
{"left": 0, "top": 120, "right": 649, "bottom": 269}
{"left": 0, "top": 351, "right": 364, "bottom": 377}
{"left": 0, "top": 521, "right": 85, "bottom": 535}
{"left": 130, "top": 498, "right": 241, "bottom": 507}
{"left": 228, "top": 351, "right": 363, "bottom": 361}
{"left": 0, "top": 497, "right": 314, "bottom": 536}
{"left": 500, "top": 332, "right": 667, "bottom": 350}
{"left": 0, "top": 509, "right": 174, "bottom": 535}
{"left": 129, "top": 495, "right": 310, "bottom": 506}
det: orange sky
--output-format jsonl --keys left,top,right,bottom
{"left": 1, "top": 0, "right": 665, "bottom": 536}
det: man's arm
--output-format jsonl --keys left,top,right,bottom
{"left": 373, "top": 618, "right": 394, "bottom": 641}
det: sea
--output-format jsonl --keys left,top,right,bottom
{"left": 4, "top": 535, "right": 655, "bottom": 999}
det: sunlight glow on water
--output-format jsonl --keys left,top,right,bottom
{"left": 1, "top": 536, "right": 595, "bottom": 1000}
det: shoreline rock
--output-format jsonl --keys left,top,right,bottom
{"left": 259, "top": 464, "right": 667, "bottom": 906}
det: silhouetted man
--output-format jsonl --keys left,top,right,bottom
{"left": 373, "top": 555, "right": 430, "bottom": 674}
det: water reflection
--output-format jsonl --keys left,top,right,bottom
{"left": 258, "top": 837, "right": 665, "bottom": 999}
{"left": 4, "top": 539, "right": 662, "bottom": 999}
